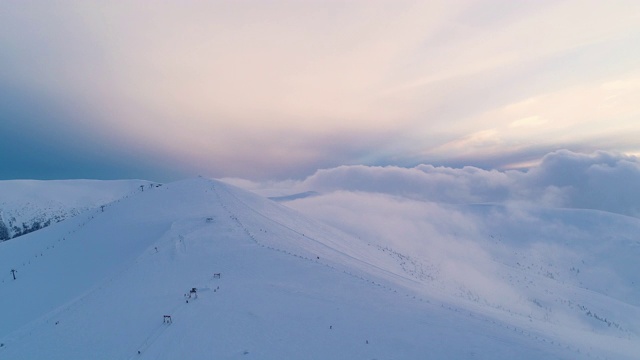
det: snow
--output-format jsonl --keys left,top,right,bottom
{"left": 0, "top": 178, "right": 638, "bottom": 359}
{"left": 0, "top": 179, "right": 156, "bottom": 240}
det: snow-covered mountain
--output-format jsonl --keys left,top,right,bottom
{"left": 0, "top": 179, "right": 158, "bottom": 241}
{"left": 0, "top": 178, "right": 638, "bottom": 359}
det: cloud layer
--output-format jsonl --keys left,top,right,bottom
{"left": 229, "top": 150, "right": 640, "bottom": 218}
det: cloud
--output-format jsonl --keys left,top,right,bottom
{"left": 0, "top": 83, "right": 184, "bottom": 181}
{"left": 278, "top": 189, "right": 526, "bottom": 309}
{"left": 234, "top": 150, "right": 640, "bottom": 218}
{"left": 236, "top": 149, "right": 640, "bottom": 318}
{"left": 2, "top": 2, "right": 640, "bottom": 180}
{"left": 524, "top": 150, "right": 640, "bottom": 216}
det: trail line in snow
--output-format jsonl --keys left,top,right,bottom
{"left": 0, "top": 187, "right": 149, "bottom": 286}
{"left": 0, "top": 229, "right": 170, "bottom": 349}
{"left": 211, "top": 182, "right": 418, "bottom": 285}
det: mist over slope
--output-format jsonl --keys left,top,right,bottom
{"left": 0, "top": 177, "right": 638, "bottom": 359}
{"left": 0, "top": 179, "right": 157, "bottom": 241}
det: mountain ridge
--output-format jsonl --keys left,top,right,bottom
{"left": 0, "top": 179, "right": 158, "bottom": 241}
{"left": 0, "top": 177, "right": 638, "bottom": 359}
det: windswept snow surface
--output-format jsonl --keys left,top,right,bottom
{"left": 0, "top": 178, "right": 638, "bottom": 359}
{"left": 0, "top": 179, "right": 156, "bottom": 240}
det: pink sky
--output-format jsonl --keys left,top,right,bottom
{"left": 1, "top": 1, "right": 639, "bottom": 180}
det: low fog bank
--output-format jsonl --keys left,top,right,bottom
{"left": 223, "top": 150, "right": 640, "bottom": 333}
{"left": 225, "top": 149, "right": 640, "bottom": 218}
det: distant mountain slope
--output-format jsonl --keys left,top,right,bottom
{"left": 0, "top": 178, "right": 638, "bottom": 359}
{"left": 0, "top": 179, "right": 158, "bottom": 241}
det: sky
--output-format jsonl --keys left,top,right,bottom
{"left": 2, "top": 1, "right": 640, "bottom": 181}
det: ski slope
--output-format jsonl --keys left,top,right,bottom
{"left": 0, "top": 179, "right": 155, "bottom": 240}
{"left": 0, "top": 178, "right": 638, "bottom": 359}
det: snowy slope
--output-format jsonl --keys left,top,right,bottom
{"left": 0, "top": 178, "right": 638, "bottom": 359}
{"left": 0, "top": 179, "right": 158, "bottom": 241}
